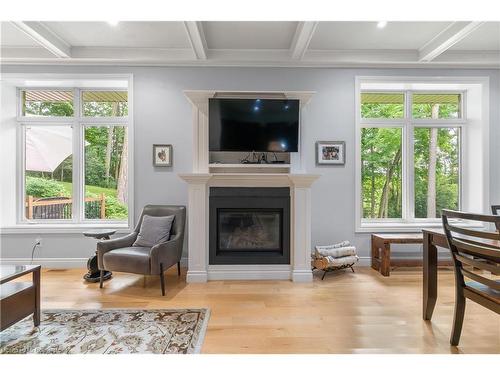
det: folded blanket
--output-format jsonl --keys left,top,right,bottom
{"left": 317, "top": 241, "right": 350, "bottom": 250}
{"left": 315, "top": 245, "right": 357, "bottom": 258}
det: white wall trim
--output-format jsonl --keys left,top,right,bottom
{"left": 0, "top": 256, "right": 442, "bottom": 272}
{"left": 1, "top": 257, "right": 87, "bottom": 268}
{"left": 1, "top": 49, "right": 498, "bottom": 68}
{"left": 208, "top": 264, "right": 292, "bottom": 281}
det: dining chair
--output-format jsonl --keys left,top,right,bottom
{"left": 441, "top": 210, "right": 500, "bottom": 346}
{"left": 492, "top": 206, "right": 500, "bottom": 232}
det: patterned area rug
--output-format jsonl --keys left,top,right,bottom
{"left": 0, "top": 309, "right": 210, "bottom": 354}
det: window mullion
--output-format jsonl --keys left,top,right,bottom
{"left": 72, "top": 88, "right": 82, "bottom": 224}
{"left": 406, "top": 91, "right": 415, "bottom": 223}
{"left": 407, "top": 122, "right": 415, "bottom": 223}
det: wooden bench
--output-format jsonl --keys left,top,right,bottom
{"left": 371, "top": 233, "right": 452, "bottom": 276}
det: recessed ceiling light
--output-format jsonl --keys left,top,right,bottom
{"left": 377, "top": 21, "right": 388, "bottom": 29}
{"left": 107, "top": 21, "right": 119, "bottom": 26}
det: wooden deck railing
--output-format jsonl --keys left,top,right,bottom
{"left": 26, "top": 193, "right": 106, "bottom": 219}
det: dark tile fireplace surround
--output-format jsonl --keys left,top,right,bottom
{"left": 209, "top": 187, "right": 290, "bottom": 265}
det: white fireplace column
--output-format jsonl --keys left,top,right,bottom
{"left": 182, "top": 174, "right": 211, "bottom": 283}
{"left": 290, "top": 175, "right": 318, "bottom": 282}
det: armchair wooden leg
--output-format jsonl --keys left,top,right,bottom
{"left": 99, "top": 270, "right": 104, "bottom": 289}
{"left": 450, "top": 288, "right": 466, "bottom": 346}
{"left": 177, "top": 262, "right": 181, "bottom": 276}
{"left": 159, "top": 263, "right": 165, "bottom": 296}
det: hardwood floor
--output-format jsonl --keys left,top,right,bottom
{"left": 30, "top": 266, "right": 499, "bottom": 354}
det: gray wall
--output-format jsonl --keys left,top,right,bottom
{"left": 1, "top": 65, "right": 499, "bottom": 265}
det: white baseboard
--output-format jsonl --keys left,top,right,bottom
{"left": 1, "top": 257, "right": 88, "bottom": 269}
{"left": 358, "top": 256, "right": 370, "bottom": 267}
{"left": 292, "top": 270, "right": 313, "bottom": 282}
{"left": 0, "top": 256, "right": 370, "bottom": 273}
{"left": 186, "top": 270, "right": 208, "bottom": 283}
{"left": 207, "top": 264, "right": 292, "bottom": 281}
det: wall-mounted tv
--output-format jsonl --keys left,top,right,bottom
{"left": 209, "top": 98, "right": 299, "bottom": 152}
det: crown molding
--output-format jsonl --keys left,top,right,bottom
{"left": 1, "top": 47, "right": 498, "bottom": 68}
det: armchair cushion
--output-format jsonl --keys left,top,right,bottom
{"left": 102, "top": 247, "right": 151, "bottom": 275}
{"left": 133, "top": 214, "right": 174, "bottom": 247}
{"left": 97, "top": 232, "right": 138, "bottom": 270}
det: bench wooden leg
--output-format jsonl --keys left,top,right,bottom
{"left": 380, "top": 243, "right": 391, "bottom": 277}
{"left": 371, "top": 236, "right": 378, "bottom": 271}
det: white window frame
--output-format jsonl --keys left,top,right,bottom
{"left": 354, "top": 76, "right": 482, "bottom": 233}
{"left": 16, "top": 80, "right": 134, "bottom": 231}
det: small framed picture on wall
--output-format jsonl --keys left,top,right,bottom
{"left": 153, "top": 144, "right": 173, "bottom": 167}
{"left": 316, "top": 141, "right": 345, "bottom": 165}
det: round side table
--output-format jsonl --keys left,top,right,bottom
{"left": 83, "top": 230, "right": 116, "bottom": 283}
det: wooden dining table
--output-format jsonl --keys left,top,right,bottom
{"left": 422, "top": 226, "right": 500, "bottom": 321}
{"left": 422, "top": 228, "right": 451, "bottom": 321}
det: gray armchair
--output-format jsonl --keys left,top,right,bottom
{"left": 97, "top": 205, "right": 186, "bottom": 296}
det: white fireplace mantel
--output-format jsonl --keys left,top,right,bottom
{"left": 179, "top": 173, "right": 320, "bottom": 282}
{"left": 179, "top": 89, "right": 319, "bottom": 282}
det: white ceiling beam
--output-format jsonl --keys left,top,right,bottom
{"left": 290, "top": 21, "right": 318, "bottom": 60}
{"left": 11, "top": 21, "right": 71, "bottom": 58}
{"left": 71, "top": 47, "right": 195, "bottom": 61}
{"left": 183, "top": 21, "right": 208, "bottom": 60}
{"left": 305, "top": 49, "right": 418, "bottom": 63}
{"left": 418, "top": 21, "right": 484, "bottom": 62}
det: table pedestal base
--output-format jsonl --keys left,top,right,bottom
{"left": 83, "top": 255, "right": 112, "bottom": 283}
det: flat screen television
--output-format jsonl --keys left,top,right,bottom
{"left": 209, "top": 98, "right": 299, "bottom": 152}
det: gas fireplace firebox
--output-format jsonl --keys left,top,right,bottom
{"left": 209, "top": 187, "right": 290, "bottom": 265}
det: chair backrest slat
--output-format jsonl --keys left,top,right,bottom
{"left": 492, "top": 205, "right": 500, "bottom": 232}
{"left": 455, "top": 254, "right": 500, "bottom": 275}
{"left": 445, "top": 223, "right": 500, "bottom": 240}
{"left": 450, "top": 238, "right": 500, "bottom": 262}
{"left": 449, "top": 234, "right": 500, "bottom": 252}
{"left": 444, "top": 209, "right": 500, "bottom": 223}
{"left": 442, "top": 209, "right": 500, "bottom": 296}
{"left": 461, "top": 268, "right": 500, "bottom": 291}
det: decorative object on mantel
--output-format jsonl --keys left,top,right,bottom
{"left": 0, "top": 309, "right": 210, "bottom": 354}
{"left": 153, "top": 144, "right": 172, "bottom": 167}
{"left": 312, "top": 241, "right": 359, "bottom": 280}
{"left": 316, "top": 141, "right": 345, "bottom": 165}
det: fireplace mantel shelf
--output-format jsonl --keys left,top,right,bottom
{"left": 179, "top": 173, "right": 320, "bottom": 188}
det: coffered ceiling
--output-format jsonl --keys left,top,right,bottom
{"left": 1, "top": 21, "right": 499, "bottom": 67}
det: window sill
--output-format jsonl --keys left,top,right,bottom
{"left": 356, "top": 221, "right": 483, "bottom": 233}
{"left": 0, "top": 223, "right": 131, "bottom": 235}
{"left": 356, "top": 222, "right": 441, "bottom": 233}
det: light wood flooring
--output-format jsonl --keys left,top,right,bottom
{"left": 29, "top": 266, "right": 500, "bottom": 354}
